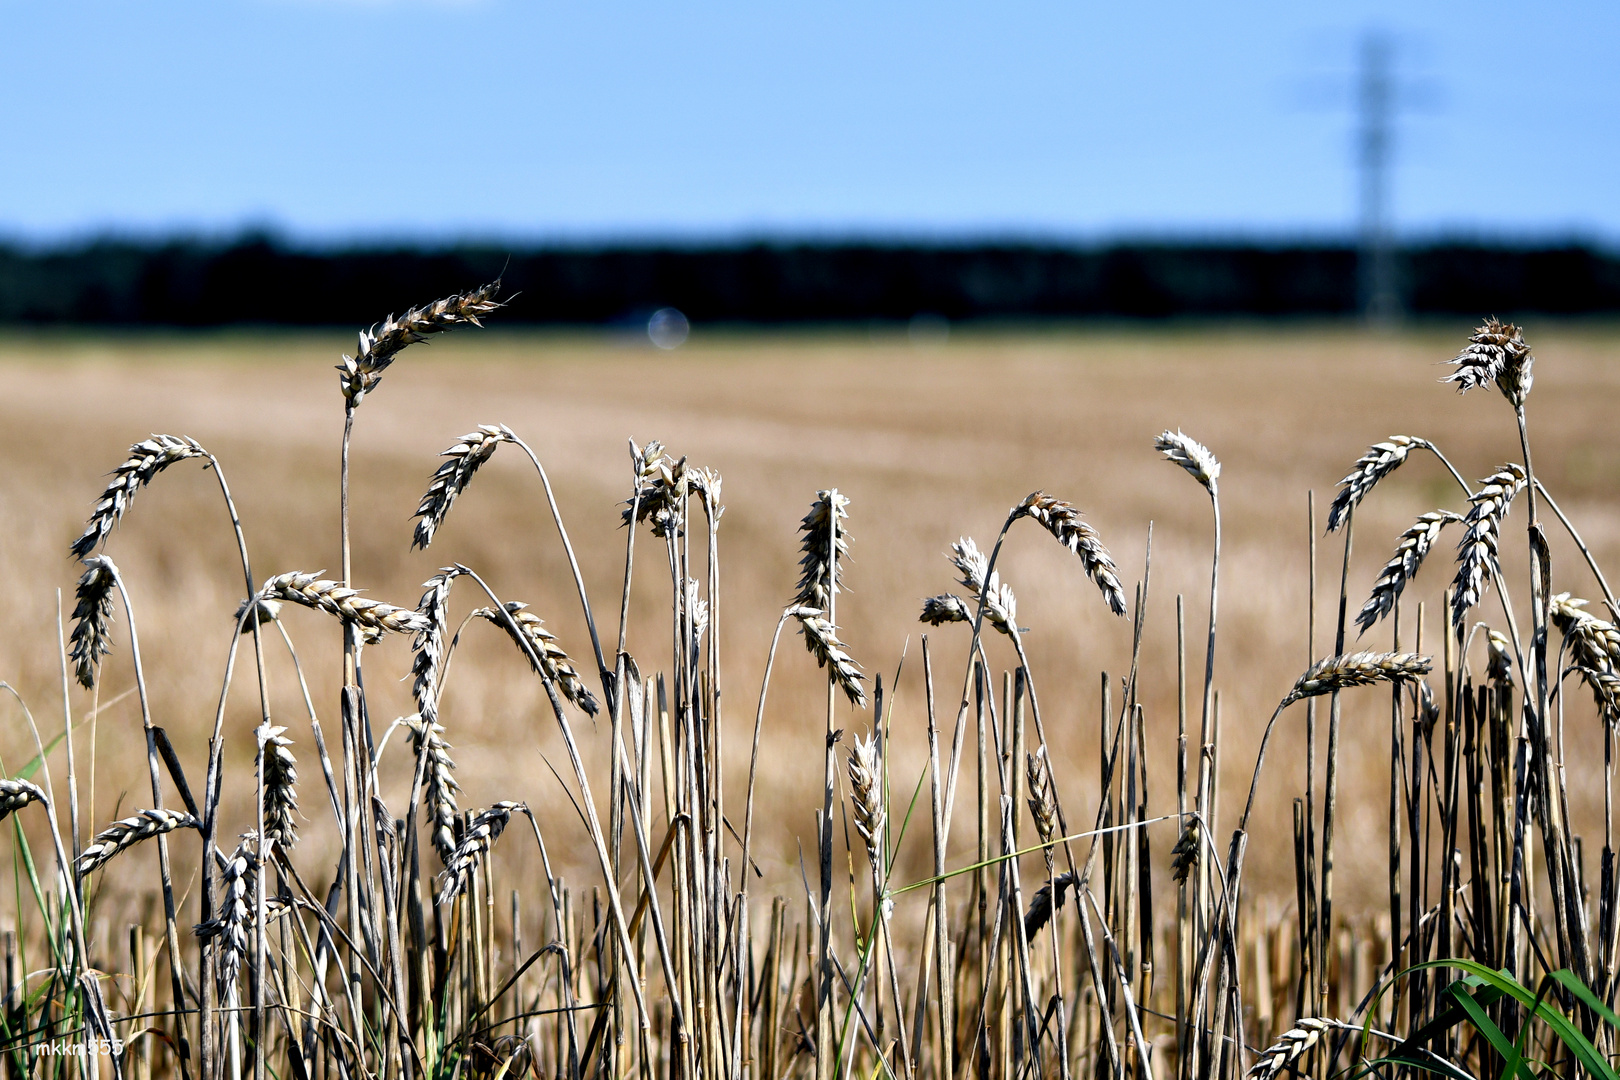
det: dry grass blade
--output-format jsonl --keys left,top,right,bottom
{"left": 1444, "top": 317, "right": 1534, "bottom": 407}
{"left": 412, "top": 425, "right": 515, "bottom": 549}
{"left": 69, "top": 434, "right": 209, "bottom": 558}
{"left": 0, "top": 779, "right": 46, "bottom": 824}
{"left": 847, "top": 733, "right": 883, "bottom": 863}
{"left": 437, "top": 802, "right": 522, "bottom": 906}
{"left": 1246, "top": 1017, "right": 1340, "bottom": 1079}
{"left": 407, "top": 714, "right": 462, "bottom": 866}
{"left": 1015, "top": 491, "right": 1128, "bottom": 615}
{"left": 1327, "top": 435, "right": 1435, "bottom": 532}
{"left": 1450, "top": 463, "right": 1527, "bottom": 629}
{"left": 259, "top": 725, "right": 298, "bottom": 851}
{"left": 918, "top": 595, "right": 970, "bottom": 625}
{"left": 76, "top": 808, "right": 198, "bottom": 874}
{"left": 948, "top": 537, "right": 1017, "bottom": 636}
{"left": 1356, "top": 510, "right": 1464, "bottom": 633}
{"left": 337, "top": 281, "right": 503, "bottom": 405}
{"left": 792, "top": 609, "right": 867, "bottom": 708}
{"left": 1282, "top": 652, "right": 1432, "bottom": 707}
{"left": 474, "top": 602, "right": 601, "bottom": 717}
{"left": 412, "top": 567, "right": 466, "bottom": 727}
{"left": 69, "top": 556, "right": 117, "bottom": 690}
{"left": 792, "top": 489, "right": 850, "bottom": 610}
{"left": 1023, "top": 872, "right": 1077, "bottom": 939}
{"left": 257, "top": 571, "right": 431, "bottom": 636}
{"left": 1154, "top": 429, "right": 1220, "bottom": 495}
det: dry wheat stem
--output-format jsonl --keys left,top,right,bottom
{"left": 473, "top": 601, "right": 601, "bottom": 716}
{"left": 1451, "top": 463, "right": 1527, "bottom": 629}
{"left": 412, "top": 425, "right": 515, "bottom": 549}
{"left": 69, "top": 434, "right": 210, "bottom": 558}
{"left": 1014, "top": 491, "right": 1129, "bottom": 616}
{"left": 256, "top": 571, "right": 430, "bottom": 635}
{"left": 337, "top": 282, "right": 502, "bottom": 405}
{"left": 76, "top": 808, "right": 199, "bottom": 874}
{"left": 1356, "top": 510, "right": 1464, "bottom": 633}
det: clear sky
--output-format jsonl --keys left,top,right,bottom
{"left": 2, "top": 1, "right": 1614, "bottom": 244}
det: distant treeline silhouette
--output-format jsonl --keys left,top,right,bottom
{"left": 0, "top": 236, "right": 1616, "bottom": 325}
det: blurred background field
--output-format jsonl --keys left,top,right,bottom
{"left": 4, "top": 321, "right": 1618, "bottom": 912}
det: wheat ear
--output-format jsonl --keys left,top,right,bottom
{"left": 69, "top": 434, "right": 209, "bottom": 558}
{"left": 1551, "top": 593, "right": 1620, "bottom": 718}
{"left": 76, "top": 808, "right": 198, "bottom": 874}
{"left": 1282, "top": 652, "right": 1432, "bottom": 707}
{"left": 1014, "top": 492, "right": 1128, "bottom": 615}
{"left": 949, "top": 537, "right": 1017, "bottom": 636}
{"left": 202, "top": 836, "right": 256, "bottom": 996}
{"left": 1024, "top": 747, "right": 1057, "bottom": 847}
{"left": 337, "top": 282, "right": 503, "bottom": 405}
{"left": 69, "top": 556, "right": 118, "bottom": 689}
{"left": 1154, "top": 429, "right": 1221, "bottom": 495}
{"left": 1451, "top": 463, "right": 1527, "bottom": 629}
{"left": 1355, "top": 510, "right": 1464, "bottom": 633}
{"left": 411, "top": 425, "right": 515, "bottom": 549}
{"left": 1023, "top": 872, "right": 1077, "bottom": 939}
{"left": 256, "top": 571, "right": 430, "bottom": 635}
{"left": 474, "top": 602, "right": 601, "bottom": 717}
{"left": 437, "top": 802, "right": 522, "bottom": 906}
{"left": 846, "top": 733, "right": 884, "bottom": 864}
{"left": 0, "top": 779, "right": 45, "bottom": 824}
{"left": 622, "top": 450, "right": 688, "bottom": 538}
{"left": 258, "top": 726, "right": 298, "bottom": 850}
{"left": 406, "top": 714, "right": 462, "bottom": 866}
{"left": 1327, "top": 436, "right": 1439, "bottom": 532}
{"left": 1246, "top": 1017, "right": 1341, "bottom": 1079}
{"left": 790, "top": 608, "right": 867, "bottom": 708}
{"left": 793, "top": 489, "right": 850, "bottom": 610}
{"left": 919, "top": 595, "right": 970, "bottom": 625}
{"left": 1444, "top": 317, "right": 1534, "bottom": 407}
{"left": 412, "top": 568, "right": 466, "bottom": 727}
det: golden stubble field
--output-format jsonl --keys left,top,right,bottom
{"left": 2, "top": 321, "right": 1618, "bottom": 919}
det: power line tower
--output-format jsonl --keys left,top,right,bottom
{"left": 1356, "top": 30, "right": 1400, "bottom": 324}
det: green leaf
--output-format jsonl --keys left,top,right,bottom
{"left": 1448, "top": 980, "right": 1532, "bottom": 1080}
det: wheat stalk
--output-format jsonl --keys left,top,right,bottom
{"left": 1282, "top": 652, "right": 1432, "bottom": 707}
{"left": 412, "top": 426, "right": 515, "bottom": 549}
{"left": 474, "top": 602, "right": 601, "bottom": 717}
{"left": 1451, "top": 463, "right": 1527, "bottom": 629}
{"left": 1155, "top": 429, "right": 1220, "bottom": 495}
{"left": 793, "top": 490, "right": 850, "bottom": 610}
{"left": 949, "top": 537, "right": 1018, "bottom": 636}
{"left": 1014, "top": 492, "right": 1128, "bottom": 615}
{"left": 69, "top": 556, "right": 117, "bottom": 689}
{"left": 69, "top": 434, "right": 210, "bottom": 558}
{"left": 919, "top": 595, "right": 970, "bottom": 625}
{"left": 846, "top": 733, "right": 884, "bottom": 864}
{"left": 337, "top": 282, "right": 503, "bottom": 406}
{"left": 1444, "top": 317, "right": 1534, "bottom": 408}
{"left": 1327, "top": 436, "right": 1439, "bottom": 532}
{"left": 258, "top": 725, "right": 298, "bottom": 851}
{"left": 437, "top": 802, "right": 522, "bottom": 906}
{"left": 76, "top": 808, "right": 198, "bottom": 874}
{"left": 0, "top": 779, "right": 45, "bottom": 824}
{"left": 256, "top": 571, "right": 430, "bottom": 635}
{"left": 407, "top": 714, "right": 462, "bottom": 866}
{"left": 1355, "top": 510, "right": 1464, "bottom": 633}
{"left": 790, "top": 608, "right": 867, "bottom": 708}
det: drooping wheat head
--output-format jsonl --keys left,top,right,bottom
{"left": 259, "top": 725, "right": 298, "bottom": 851}
{"left": 437, "top": 801, "right": 522, "bottom": 906}
{"left": 474, "top": 602, "right": 601, "bottom": 717}
{"left": 1551, "top": 593, "right": 1620, "bottom": 719}
{"left": 949, "top": 537, "right": 1017, "bottom": 637}
{"left": 407, "top": 713, "right": 462, "bottom": 866}
{"left": 792, "top": 489, "right": 850, "bottom": 611}
{"left": 1247, "top": 1018, "right": 1342, "bottom": 1079}
{"left": 1154, "top": 429, "right": 1221, "bottom": 496}
{"left": 918, "top": 595, "right": 970, "bottom": 626}
{"left": 337, "top": 282, "right": 503, "bottom": 406}
{"left": 412, "top": 426, "right": 515, "bottom": 549}
{"left": 0, "top": 779, "right": 45, "bottom": 825}
{"left": 791, "top": 608, "right": 867, "bottom": 708}
{"left": 69, "top": 556, "right": 117, "bottom": 690}
{"left": 256, "top": 571, "right": 431, "bottom": 636}
{"left": 846, "top": 732, "right": 884, "bottom": 865}
{"left": 202, "top": 835, "right": 256, "bottom": 996}
{"left": 1444, "top": 317, "right": 1534, "bottom": 408}
{"left": 1356, "top": 510, "right": 1464, "bottom": 633}
{"left": 412, "top": 567, "right": 466, "bottom": 727}
{"left": 1014, "top": 492, "right": 1128, "bottom": 615}
{"left": 1282, "top": 652, "right": 1433, "bottom": 707}
{"left": 70, "top": 434, "right": 209, "bottom": 559}
{"left": 233, "top": 596, "right": 284, "bottom": 634}
{"left": 1486, "top": 629, "right": 1516, "bottom": 687}
{"left": 1169, "top": 820, "right": 1199, "bottom": 884}
{"left": 1023, "top": 872, "right": 1077, "bottom": 940}
{"left": 76, "top": 808, "right": 199, "bottom": 875}
{"left": 1327, "top": 436, "right": 1437, "bottom": 532}
{"left": 1451, "top": 463, "right": 1527, "bottom": 629}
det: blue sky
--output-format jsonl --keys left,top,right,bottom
{"left": 2, "top": 1, "right": 1614, "bottom": 244}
